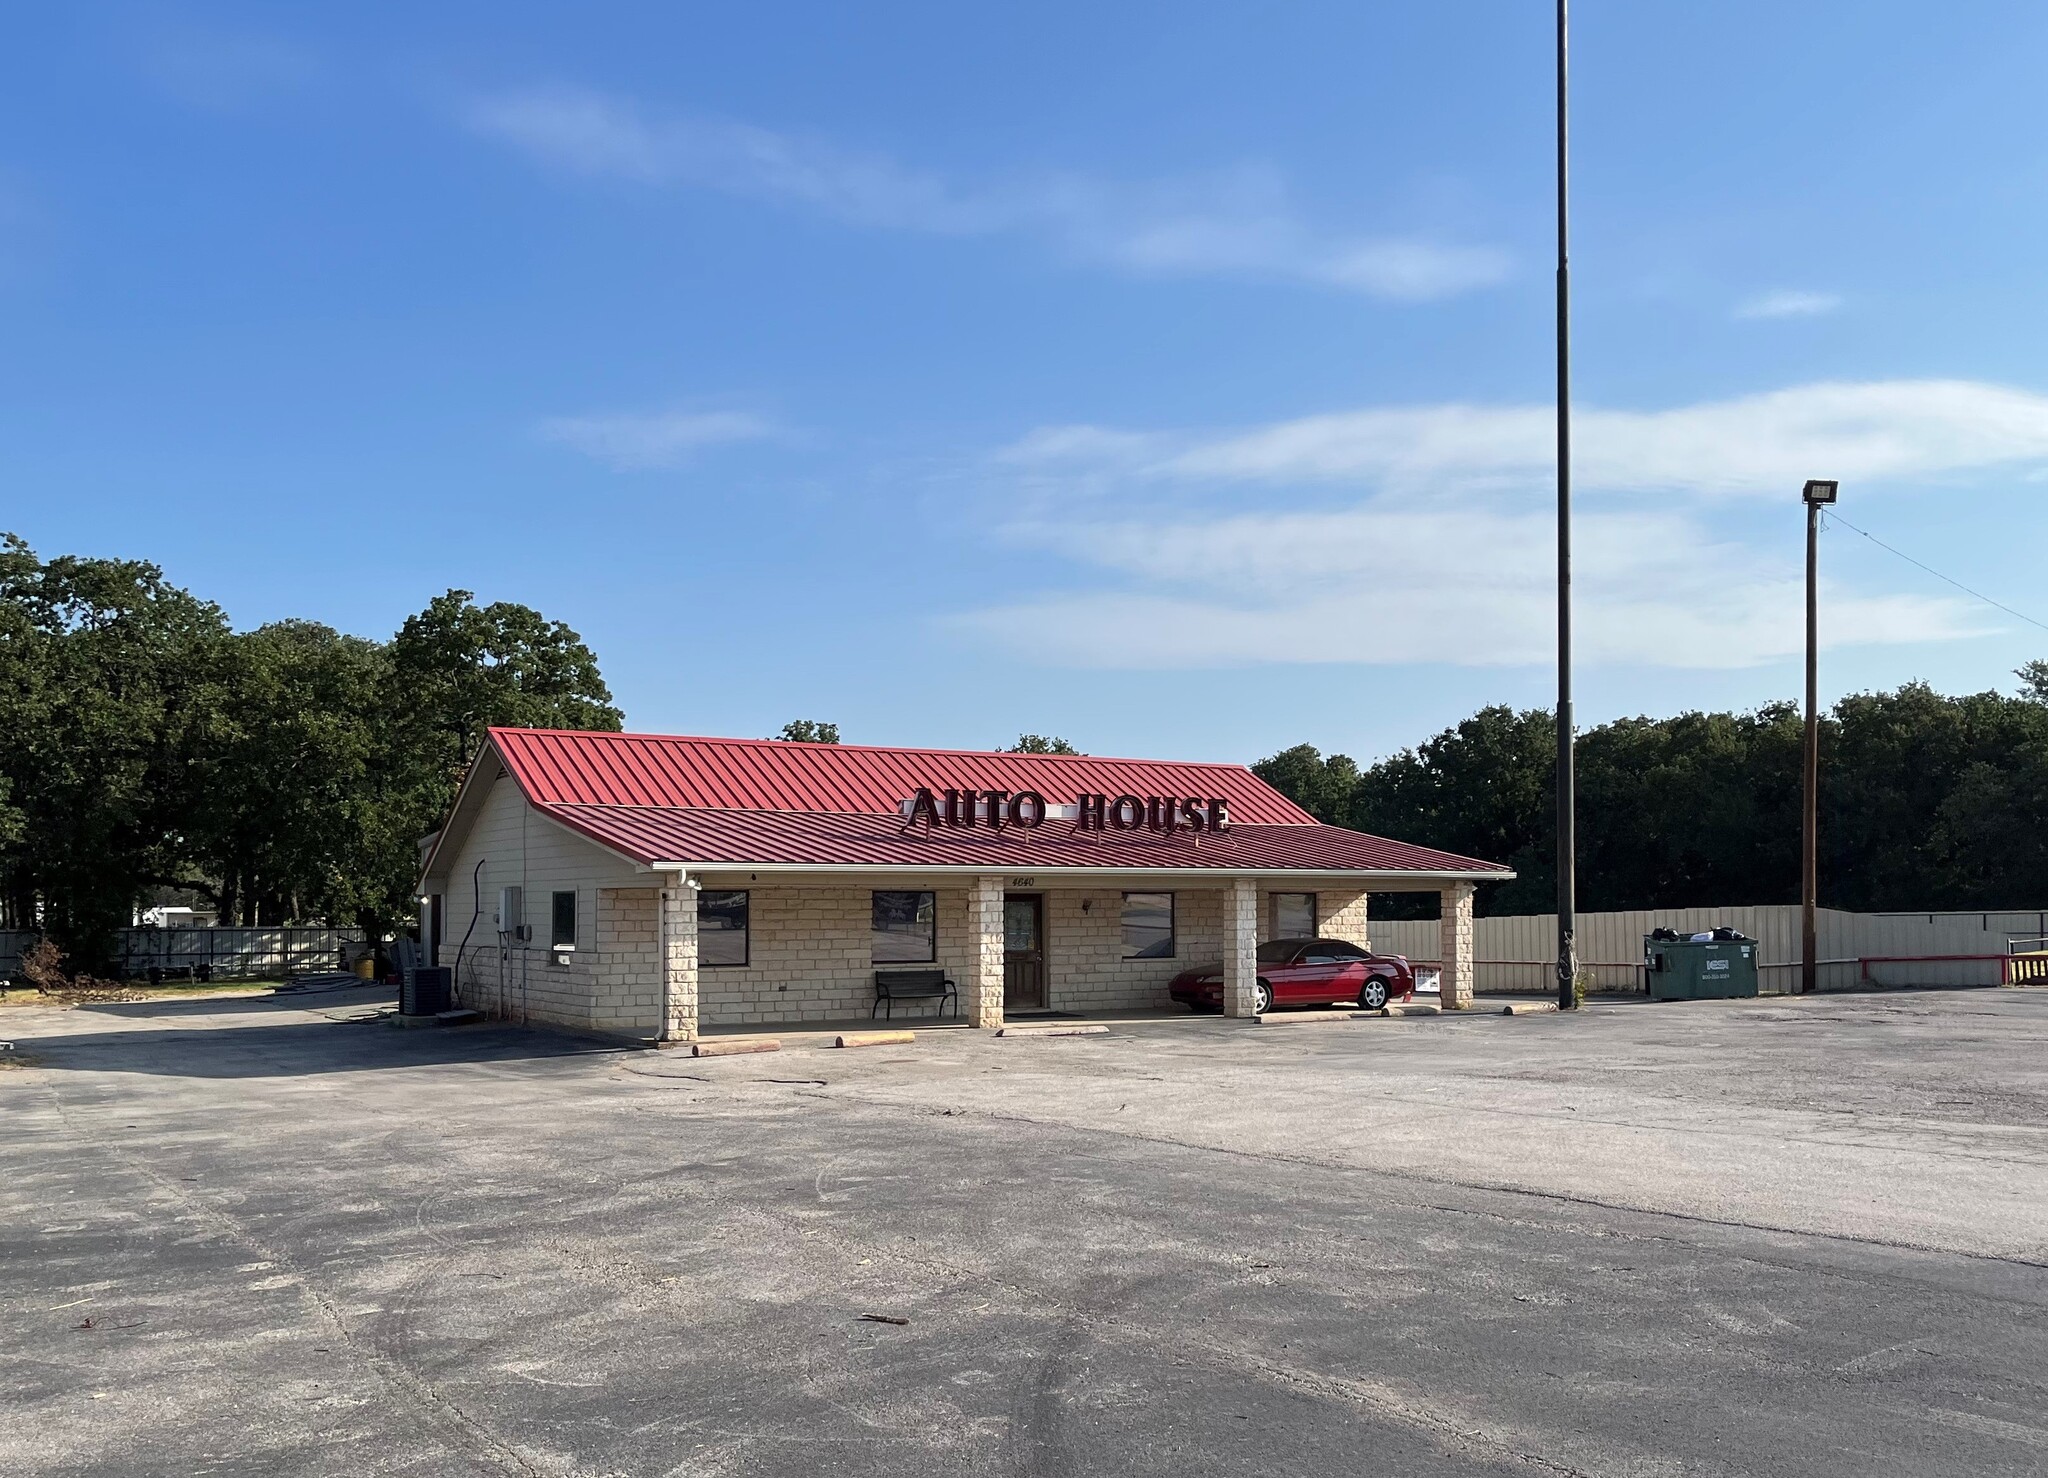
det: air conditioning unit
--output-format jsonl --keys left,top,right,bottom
{"left": 497, "top": 886, "right": 527, "bottom": 941}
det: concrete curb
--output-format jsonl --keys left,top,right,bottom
{"left": 834, "top": 1030, "right": 916, "bottom": 1049}
{"left": 1501, "top": 1001, "right": 1561, "bottom": 1016}
{"left": 996, "top": 1024, "right": 1110, "bottom": 1038}
{"left": 1253, "top": 1010, "right": 1375, "bottom": 1025}
{"left": 692, "top": 1038, "right": 782, "bottom": 1057}
{"left": 1254, "top": 1002, "right": 1447, "bottom": 1025}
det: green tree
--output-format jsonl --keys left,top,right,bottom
{"left": 1007, "top": 734, "right": 1081, "bottom": 755}
{"left": 368, "top": 592, "right": 622, "bottom": 938}
{"left": 1823, "top": 682, "right": 2048, "bottom": 910}
{"left": 1252, "top": 744, "right": 1361, "bottom": 823}
{"left": 1575, "top": 705, "right": 1802, "bottom": 912}
{"left": 0, "top": 535, "right": 227, "bottom": 961}
{"left": 385, "top": 591, "right": 621, "bottom": 774}
{"left": 188, "top": 621, "right": 387, "bottom": 926}
{"left": 776, "top": 720, "right": 840, "bottom": 743}
{"left": 1347, "top": 707, "right": 1556, "bottom": 915}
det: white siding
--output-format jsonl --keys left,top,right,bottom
{"left": 426, "top": 775, "right": 656, "bottom": 1034}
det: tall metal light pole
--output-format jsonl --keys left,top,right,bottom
{"left": 1555, "top": 0, "right": 1578, "bottom": 1011}
{"left": 1801, "top": 479, "right": 1839, "bottom": 994}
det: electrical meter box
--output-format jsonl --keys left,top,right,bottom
{"left": 497, "top": 886, "right": 526, "bottom": 940}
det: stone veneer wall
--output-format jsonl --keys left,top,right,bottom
{"left": 675, "top": 881, "right": 1378, "bottom": 1026}
{"left": 1316, "top": 890, "right": 1371, "bottom": 949}
{"left": 1041, "top": 887, "right": 1223, "bottom": 1013}
{"left": 453, "top": 885, "right": 665, "bottom": 1038}
{"left": 694, "top": 884, "right": 980, "bottom": 1026}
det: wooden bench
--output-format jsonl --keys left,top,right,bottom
{"left": 872, "top": 968, "right": 958, "bottom": 1021}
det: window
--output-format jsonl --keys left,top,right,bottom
{"left": 698, "top": 890, "right": 749, "bottom": 967}
{"left": 1122, "top": 892, "right": 1175, "bottom": 959}
{"left": 1271, "top": 892, "right": 1317, "bottom": 940}
{"left": 1302, "top": 941, "right": 1367, "bottom": 964}
{"left": 1257, "top": 940, "right": 1303, "bottom": 965}
{"left": 872, "top": 890, "right": 936, "bottom": 963}
{"left": 551, "top": 890, "right": 577, "bottom": 948}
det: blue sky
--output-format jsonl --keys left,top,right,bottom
{"left": 8, "top": 3, "right": 2048, "bottom": 765}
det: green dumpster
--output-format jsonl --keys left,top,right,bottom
{"left": 1643, "top": 935, "right": 1760, "bottom": 1000}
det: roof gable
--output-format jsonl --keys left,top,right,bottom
{"left": 487, "top": 727, "right": 1320, "bottom": 824}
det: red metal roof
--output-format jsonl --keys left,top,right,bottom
{"left": 541, "top": 804, "right": 1511, "bottom": 876}
{"left": 490, "top": 727, "right": 1318, "bottom": 824}
{"left": 475, "top": 728, "right": 1511, "bottom": 879}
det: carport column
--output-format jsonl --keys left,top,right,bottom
{"left": 967, "top": 875, "right": 1005, "bottom": 1030}
{"left": 1222, "top": 877, "right": 1260, "bottom": 1018}
{"left": 1439, "top": 881, "right": 1475, "bottom": 1011}
{"left": 658, "top": 874, "right": 698, "bottom": 1044}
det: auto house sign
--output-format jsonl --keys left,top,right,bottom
{"left": 901, "top": 786, "right": 1232, "bottom": 834}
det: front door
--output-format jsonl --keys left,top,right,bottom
{"left": 1003, "top": 894, "right": 1046, "bottom": 1011}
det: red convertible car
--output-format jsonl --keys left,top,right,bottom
{"left": 1169, "top": 938, "right": 1434, "bottom": 1014}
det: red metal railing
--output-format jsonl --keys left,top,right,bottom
{"left": 1860, "top": 953, "right": 2019, "bottom": 985}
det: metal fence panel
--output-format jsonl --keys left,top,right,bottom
{"left": 0, "top": 927, "right": 367, "bottom": 981}
{"left": 1371, "top": 906, "right": 2025, "bottom": 994}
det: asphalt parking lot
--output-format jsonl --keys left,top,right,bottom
{"left": 5, "top": 987, "right": 2047, "bottom": 1477}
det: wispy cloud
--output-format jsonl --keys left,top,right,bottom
{"left": 949, "top": 378, "right": 2048, "bottom": 670}
{"left": 462, "top": 87, "right": 1510, "bottom": 301}
{"left": 998, "top": 380, "right": 2048, "bottom": 499}
{"left": 953, "top": 504, "right": 1980, "bottom": 670}
{"left": 1736, "top": 289, "right": 1843, "bottom": 320}
{"left": 538, "top": 407, "right": 776, "bottom": 469}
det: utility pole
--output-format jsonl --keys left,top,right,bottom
{"left": 1801, "top": 480, "right": 1838, "bottom": 994}
{"left": 1555, "top": 0, "right": 1578, "bottom": 1011}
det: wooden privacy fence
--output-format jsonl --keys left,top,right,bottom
{"left": 0, "top": 927, "right": 367, "bottom": 982}
{"left": 1370, "top": 906, "right": 2036, "bottom": 995}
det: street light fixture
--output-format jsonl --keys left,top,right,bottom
{"left": 1800, "top": 479, "right": 1838, "bottom": 993}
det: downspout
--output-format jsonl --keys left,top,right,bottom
{"left": 452, "top": 857, "right": 486, "bottom": 1007}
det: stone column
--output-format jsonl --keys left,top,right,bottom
{"left": 1223, "top": 877, "right": 1260, "bottom": 1018}
{"left": 658, "top": 876, "right": 699, "bottom": 1044}
{"left": 1439, "top": 881, "right": 1475, "bottom": 1010}
{"left": 966, "top": 876, "right": 1006, "bottom": 1030}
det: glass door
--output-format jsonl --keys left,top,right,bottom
{"left": 1003, "top": 894, "right": 1046, "bottom": 1011}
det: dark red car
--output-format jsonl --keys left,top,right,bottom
{"left": 1169, "top": 938, "right": 1431, "bottom": 1014}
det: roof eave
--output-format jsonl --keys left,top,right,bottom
{"left": 637, "top": 860, "right": 1516, "bottom": 883}
{"left": 417, "top": 734, "right": 517, "bottom": 890}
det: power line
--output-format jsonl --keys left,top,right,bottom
{"left": 1822, "top": 508, "right": 2048, "bottom": 637}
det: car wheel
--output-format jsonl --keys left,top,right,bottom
{"left": 1358, "top": 977, "right": 1391, "bottom": 1011}
{"left": 1253, "top": 980, "right": 1274, "bottom": 1015}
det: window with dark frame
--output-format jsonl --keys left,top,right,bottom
{"left": 550, "top": 890, "right": 577, "bottom": 948}
{"left": 871, "top": 890, "right": 937, "bottom": 963}
{"left": 1271, "top": 892, "right": 1317, "bottom": 940}
{"left": 698, "top": 889, "right": 750, "bottom": 967}
{"left": 1121, "top": 892, "right": 1175, "bottom": 959}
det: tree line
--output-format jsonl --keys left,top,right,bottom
{"left": 10, "top": 531, "right": 2041, "bottom": 960}
{"left": 0, "top": 536, "right": 620, "bottom": 964}
{"left": 1255, "top": 674, "right": 2048, "bottom": 918}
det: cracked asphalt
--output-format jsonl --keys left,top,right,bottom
{"left": 4, "top": 986, "right": 2046, "bottom": 1476}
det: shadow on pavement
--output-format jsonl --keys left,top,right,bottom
{"left": 76, "top": 988, "right": 397, "bottom": 1020}
{"left": 7, "top": 989, "right": 624, "bottom": 1078}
